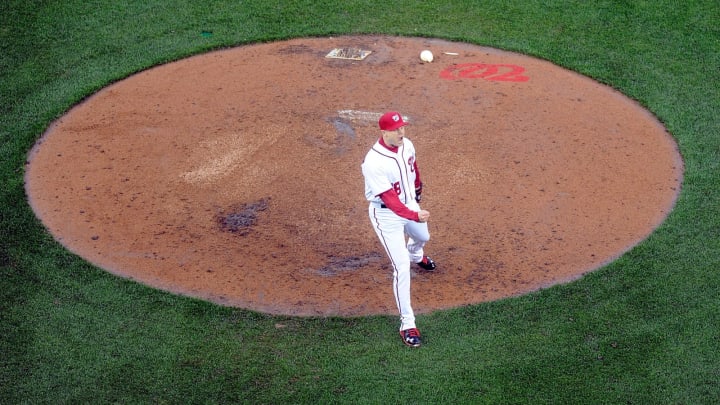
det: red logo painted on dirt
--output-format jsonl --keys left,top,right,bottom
{"left": 440, "top": 63, "right": 529, "bottom": 82}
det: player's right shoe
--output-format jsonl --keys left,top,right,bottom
{"left": 416, "top": 255, "right": 436, "bottom": 271}
{"left": 400, "top": 328, "right": 422, "bottom": 347}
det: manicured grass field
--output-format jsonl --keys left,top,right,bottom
{"left": 2, "top": 1, "right": 718, "bottom": 403}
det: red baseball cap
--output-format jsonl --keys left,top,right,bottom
{"left": 378, "top": 111, "right": 408, "bottom": 131}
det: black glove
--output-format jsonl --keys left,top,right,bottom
{"left": 415, "top": 183, "right": 423, "bottom": 203}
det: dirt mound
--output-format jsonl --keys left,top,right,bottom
{"left": 25, "top": 36, "right": 683, "bottom": 316}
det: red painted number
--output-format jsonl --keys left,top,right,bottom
{"left": 440, "top": 63, "right": 529, "bottom": 82}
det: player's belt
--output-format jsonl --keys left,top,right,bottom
{"left": 380, "top": 204, "right": 388, "bottom": 209}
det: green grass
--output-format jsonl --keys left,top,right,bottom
{"left": 2, "top": 0, "right": 719, "bottom": 403}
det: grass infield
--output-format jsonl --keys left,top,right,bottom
{"left": 1, "top": 0, "right": 719, "bottom": 403}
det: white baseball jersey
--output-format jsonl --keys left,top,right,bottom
{"left": 361, "top": 138, "right": 418, "bottom": 205}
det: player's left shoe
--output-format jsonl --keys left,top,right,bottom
{"left": 416, "top": 255, "right": 436, "bottom": 271}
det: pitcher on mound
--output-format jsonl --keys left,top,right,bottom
{"left": 361, "top": 111, "right": 437, "bottom": 348}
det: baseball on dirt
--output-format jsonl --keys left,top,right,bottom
{"left": 420, "top": 50, "right": 434, "bottom": 62}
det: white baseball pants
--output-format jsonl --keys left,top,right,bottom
{"left": 369, "top": 200, "right": 430, "bottom": 331}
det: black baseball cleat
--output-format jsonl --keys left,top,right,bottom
{"left": 400, "top": 328, "right": 422, "bottom": 347}
{"left": 416, "top": 255, "right": 436, "bottom": 271}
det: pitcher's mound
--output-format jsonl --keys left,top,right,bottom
{"left": 25, "top": 36, "right": 683, "bottom": 316}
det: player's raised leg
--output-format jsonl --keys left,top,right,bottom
{"left": 406, "top": 221, "right": 435, "bottom": 271}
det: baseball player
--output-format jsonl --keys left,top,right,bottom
{"left": 361, "top": 111, "right": 436, "bottom": 348}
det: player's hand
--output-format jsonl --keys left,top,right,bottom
{"left": 417, "top": 210, "right": 430, "bottom": 223}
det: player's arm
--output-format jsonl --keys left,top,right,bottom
{"left": 413, "top": 159, "right": 423, "bottom": 201}
{"left": 378, "top": 189, "right": 420, "bottom": 222}
{"left": 414, "top": 159, "right": 421, "bottom": 188}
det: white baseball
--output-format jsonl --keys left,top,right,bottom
{"left": 420, "top": 50, "right": 434, "bottom": 63}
